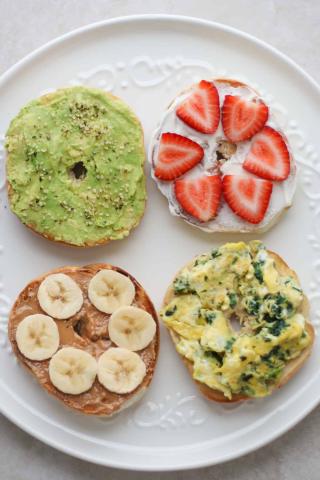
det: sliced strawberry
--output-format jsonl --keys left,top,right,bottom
{"left": 154, "top": 133, "right": 204, "bottom": 181}
{"left": 174, "top": 175, "right": 222, "bottom": 222}
{"left": 222, "top": 175, "right": 273, "bottom": 224}
{"left": 222, "top": 95, "right": 269, "bottom": 142}
{"left": 176, "top": 80, "right": 220, "bottom": 134}
{"left": 243, "top": 126, "right": 290, "bottom": 181}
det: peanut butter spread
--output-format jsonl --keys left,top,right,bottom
{"left": 8, "top": 264, "right": 159, "bottom": 416}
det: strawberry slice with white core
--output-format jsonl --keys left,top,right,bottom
{"left": 222, "top": 175, "right": 273, "bottom": 224}
{"left": 176, "top": 80, "right": 220, "bottom": 134}
{"left": 243, "top": 126, "right": 290, "bottom": 181}
{"left": 222, "top": 95, "right": 269, "bottom": 142}
{"left": 154, "top": 132, "right": 204, "bottom": 181}
{"left": 174, "top": 175, "right": 222, "bottom": 222}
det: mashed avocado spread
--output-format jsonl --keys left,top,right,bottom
{"left": 6, "top": 86, "right": 146, "bottom": 246}
{"left": 161, "top": 241, "right": 311, "bottom": 399}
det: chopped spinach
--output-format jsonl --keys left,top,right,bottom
{"left": 262, "top": 345, "right": 279, "bottom": 360}
{"left": 204, "top": 311, "right": 216, "bottom": 324}
{"left": 263, "top": 313, "right": 273, "bottom": 323}
{"left": 228, "top": 292, "right": 238, "bottom": 309}
{"left": 292, "top": 286, "right": 302, "bottom": 293}
{"left": 268, "top": 319, "right": 287, "bottom": 336}
{"left": 211, "top": 249, "right": 222, "bottom": 259}
{"left": 240, "top": 373, "right": 253, "bottom": 381}
{"left": 273, "top": 293, "right": 286, "bottom": 304}
{"left": 265, "top": 366, "right": 283, "bottom": 382}
{"left": 165, "top": 305, "right": 177, "bottom": 316}
{"left": 204, "top": 350, "right": 223, "bottom": 366}
{"left": 225, "top": 337, "right": 236, "bottom": 352}
{"left": 241, "top": 384, "right": 256, "bottom": 396}
{"left": 285, "top": 279, "right": 302, "bottom": 293}
{"left": 194, "top": 256, "right": 208, "bottom": 267}
{"left": 264, "top": 293, "right": 293, "bottom": 320}
{"left": 253, "top": 261, "right": 264, "bottom": 283}
{"left": 262, "top": 336, "right": 272, "bottom": 343}
{"left": 262, "top": 345, "right": 286, "bottom": 364}
{"left": 173, "top": 276, "right": 192, "bottom": 294}
{"left": 245, "top": 295, "right": 261, "bottom": 316}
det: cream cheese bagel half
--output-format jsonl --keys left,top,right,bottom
{"left": 160, "top": 241, "right": 314, "bottom": 403}
{"left": 8, "top": 264, "right": 159, "bottom": 416}
{"left": 149, "top": 79, "right": 296, "bottom": 233}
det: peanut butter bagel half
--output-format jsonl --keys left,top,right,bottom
{"left": 8, "top": 263, "right": 159, "bottom": 416}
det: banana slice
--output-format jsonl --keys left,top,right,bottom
{"left": 16, "top": 314, "right": 60, "bottom": 361}
{"left": 38, "top": 273, "right": 83, "bottom": 320}
{"left": 108, "top": 306, "right": 156, "bottom": 351}
{"left": 88, "top": 269, "right": 135, "bottom": 314}
{"left": 97, "top": 347, "right": 146, "bottom": 394}
{"left": 49, "top": 347, "right": 97, "bottom": 395}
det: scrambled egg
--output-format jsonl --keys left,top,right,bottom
{"left": 161, "top": 241, "right": 311, "bottom": 399}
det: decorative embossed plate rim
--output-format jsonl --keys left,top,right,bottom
{"left": 0, "top": 14, "right": 320, "bottom": 471}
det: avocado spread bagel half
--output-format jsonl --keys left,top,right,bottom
{"left": 161, "top": 241, "right": 314, "bottom": 402}
{"left": 5, "top": 86, "right": 146, "bottom": 246}
{"left": 8, "top": 264, "right": 159, "bottom": 416}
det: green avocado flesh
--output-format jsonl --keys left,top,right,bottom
{"left": 6, "top": 86, "right": 146, "bottom": 246}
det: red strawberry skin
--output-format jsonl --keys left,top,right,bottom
{"left": 243, "top": 126, "right": 290, "bottom": 181}
{"left": 176, "top": 80, "right": 220, "bottom": 134}
{"left": 154, "top": 133, "right": 204, "bottom": 181}
{"left": 174, "top": 175, "right": 222, "bottom": 222}
{"left": 222, "top": 95, "right": 269, "bottom": 142}
{"left": 222, "top": 175, "right": 273, "bottom": 224}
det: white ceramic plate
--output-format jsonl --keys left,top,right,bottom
{"left": 0, "top": 15, "right": 320, "bottom": 471}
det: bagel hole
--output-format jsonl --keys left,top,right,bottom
{"left": 229, "top": 313, "right": 242, "bottom": 333}
{"left": 73, "top": 319, "right": 84, "bottom": 336}
{"left": 216, "top": 140, "right": 237, "bottom": 162}
{"left": 70, "top": 161, "right": 87, "bottom": 180}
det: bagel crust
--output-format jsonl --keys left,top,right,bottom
{"left": 161, "top": 242, "right": 314, "bottom": 403}
{"left": 8, "top": 264, "right": 159, "bottom": 416}
{"left": 5, "top": 86, "right": 146, "bottom": 247}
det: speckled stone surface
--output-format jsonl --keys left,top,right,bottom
{"left": 1, "top": 1, "right": 319, "bottom": 478}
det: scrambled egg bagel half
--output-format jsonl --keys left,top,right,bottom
{"left": 161, "top": 242, "right": 314, "bottom": 402}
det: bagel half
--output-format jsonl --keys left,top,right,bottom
{"left": 6, "top": 86, "right": 146, "bottom": 247}
{"left": 8, "top": 264, "right": 159, "bottom": 416}
{"left": 149, "top": 78, "right": 296, "bottom": 234}
{"left": 162, "top": 249, "right": 314, "bottom": 403}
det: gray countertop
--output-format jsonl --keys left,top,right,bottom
{"left": 1, "top": 1, "right": 319, "bottom": 478}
